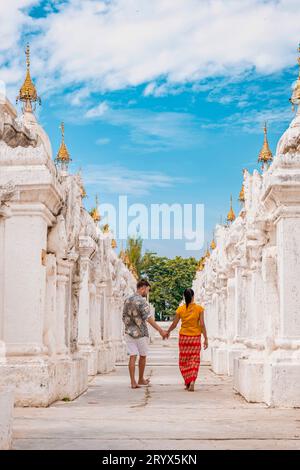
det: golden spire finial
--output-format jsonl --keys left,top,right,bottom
{"left": 90, "top": 195, "right": 101, "bottom": 223}
{"left": 205, "top": 243, "right": 210, "bottom": 258}
{"left": 238, "top": 184, "right": 245, "bottom": 203}
{"left": 25, "top": 42, "right": 30, "bottom": 69}
{"left": 80, "top": 185, "right": 87, "bottom": 199}
{"left": 210, "top": 230, "right": 216, "bottom": 250}
{"left": 238, "top": 169, "right": 246, "bottom": 204}
{"left": 119, "top": 242, "right": 126, "bottom": 263}
{"left": 129, "top": 262, "right": 138, "bottom": 279}
{"left": 258, "top": 122, "right": 273, "bottom": 170}
{"left": 77, "top": 167, "right": 87, "bottom": 198}
{"left": 290, "top": 43, "right": 300, "bottom": 111}
{"left": 55, "top": 122, "right": 72, "bottom": 169}
{"left": 238, "top": 174, "right": 245, "bottom": 203}
{"left": 227, "top": 195, "right": 236, "bottom": 223}
{"left": 124, "top": 252, "right": 130, "bottom": 266}
{"left": 197, "top": 257, "right": 205, "bottom": 271}
{"left": 80, "top": 185, "right": 87, "bottom": 198}
{"left": 16, "top": 43, "right": 41, "bottom": 111}
{"left": 102, "top": 223, "right": 110, "bottom": 233}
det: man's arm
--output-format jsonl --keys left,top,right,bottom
{"left": 139, "top": 298, "right": 167, "bottom": 339}
{"left": 147, "top": 316, "right": 168, "bottom": 339}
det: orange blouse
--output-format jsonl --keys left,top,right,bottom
{"left": 176, "top": 302, "right": 204, "bottom": 336}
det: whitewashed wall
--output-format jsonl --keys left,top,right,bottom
{"left": 193, "top": 109, "right": 300, "bottom": 407}
{"left": 0, "top": 98, "right": 136, "bottom": 414}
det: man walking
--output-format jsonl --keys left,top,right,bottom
{"left": 122, "top": 279, "right": 167, "bottom": 389}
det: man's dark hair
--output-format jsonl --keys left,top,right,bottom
{"left": 137, "top": 279, "right": 151, "bottom": 290}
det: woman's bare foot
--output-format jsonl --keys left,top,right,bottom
{"left": 188, "top": 382, "right": 195, "bottom": 392}
{"left": 131, "top": 382, "right": 141, "bottom": 389}
{"left": 138, "top": 378, "right": 150, "bottom": 386}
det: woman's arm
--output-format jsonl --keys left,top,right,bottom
{"left": 200, "top": 311, "right": 208, "bottom": 349}
{"left": 166, "top": 313, "right": 181, "bottom": 337}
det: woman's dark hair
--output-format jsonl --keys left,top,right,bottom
{"left": 183, "top": 288, "right": 194, "bottom": 308}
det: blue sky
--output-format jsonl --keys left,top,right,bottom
{"left": 0, "top": 0, "right": 299, "bottom": 258}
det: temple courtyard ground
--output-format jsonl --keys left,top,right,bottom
{"left": 12, "top": 342, "right": 300, "bottom": 450}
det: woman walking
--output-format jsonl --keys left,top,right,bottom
{"left": 167, "top": 288, "right": 208, "bottom": 391}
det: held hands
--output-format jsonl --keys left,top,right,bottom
{"left": 159, "top": 329, "right": 170, "bottom": 340}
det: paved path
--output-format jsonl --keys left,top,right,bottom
{"left": 13, "top": 342, "right": 300, "bottom": 450}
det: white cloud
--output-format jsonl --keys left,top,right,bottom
{"left": 231, "top": 107, "right": 293, "bottom": 134}
{"left": 202, "top": 71, "right": 292, "bottom": 108}
{"left": 68, "top": 87, "right": 92, "bottom": 106}
{"left": 96, "top": 137, "right": 110, "bottom": 145}
{"left": 201, "top": 106, "right": 293, "bottom": 133}
{"left": 0, "top": 0, "right": 37, "bottom": 53}
{"left": 85, "top": 101, "right": 109, "bottom": 118}
{"left": 1, "top": 0, "right": 300, "bottom": 99}
{"left": 84, "top": 104, "right": 203, "bottom": 150}
{"left": 143, "top": 82, "right": 157, "bottom": 97}
{"left": 83, "top": 164, "right": 188, "bottom": 195}
{"left": 143, "top": 81, "right": 185, "bottom": 97}
{"left": 0, "top": 0, "right": 39, "bottom": 97}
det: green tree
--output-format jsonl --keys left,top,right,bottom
{"left": 140, "top": 252, "right": 198, "bottom": 320}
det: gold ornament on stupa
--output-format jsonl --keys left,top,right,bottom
{"left": 16, "top": 43, "right": 41, "bottom": 111}
{"left": 111, "top": 239, "right": 117, "bottom": 249}
{"left": 197, "top": 253, "right": 206, "bottom": 271}
{"left": 119, "top": 245, "right": 126, "bottom": 263}
{"left": 90, "top": 195, "right": 101, "bottom": 223}
{"left": 258, "top": 123, "right": 273, "bottom": 170}
{"left": 238, "top": 183, "right": 245, "bottom": 203}
{"left": 55, "top": 122, "right": 72, "bottom": 171}
{"left": 120, "top": 249, "right": 130, "bottom": 267}
{"left": 124, "top": 252, "right": 130, "bottom": 266}
{"left": 290, "top": 43, "right": 300, "bottom": 111}
{"left": 80, "top": 185, "right": 87, "bottom": 198}
{"left": 118, "top": 243, "right": 137, "bottom": 276}
{"left": 129, "top": 263, "right": 138, "bottom": 279}
{"left": 210, "top": 237, "right": 216, "bottom": 250}
{"left": 227, "top": 195, "right": 236, "bottom": 223}
{"left": 102, "top": 223, "right": 110, "bottom": 234}
{"left": 205, "top": 244, "right": 210, "bottom": 258}
{"left": 77, "top": 168, "right": 87, "bottom": 198}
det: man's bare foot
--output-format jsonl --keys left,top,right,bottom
{"left": 138, "top": 378, "right": 150, "bottom": 386}
{"left": 188, "top": 382, "right": 195, "bottom": 392}
{"left": 131, "top": 383, "right": 141, "bottom": 389}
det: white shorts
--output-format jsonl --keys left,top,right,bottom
{"left": 125, "top": 334, "right": 149, "bottom": 357}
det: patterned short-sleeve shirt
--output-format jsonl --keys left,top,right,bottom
{"left": 122, "top": 294, "right": 152, "bottom": 338}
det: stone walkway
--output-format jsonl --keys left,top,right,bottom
{"left": 13, "top": 342, "right": 300, "bottom": 450}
